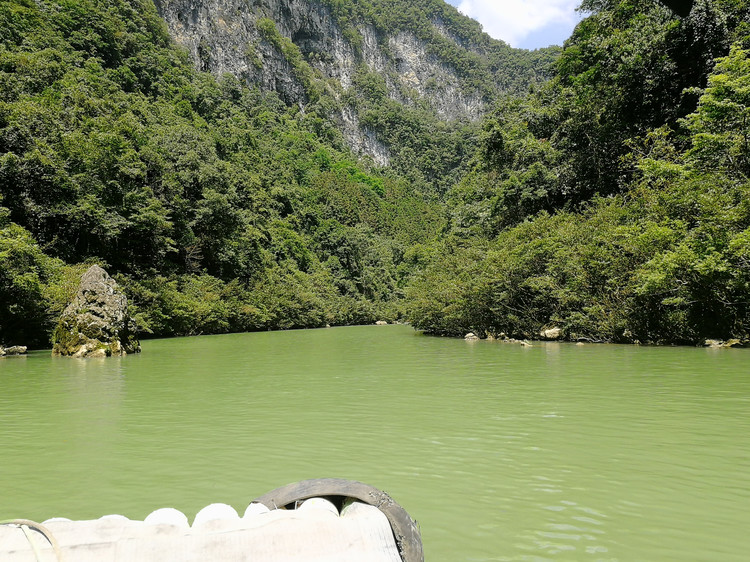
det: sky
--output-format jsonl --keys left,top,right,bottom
{"left": 445, "top": 0, "right": 584, "bottom": 50}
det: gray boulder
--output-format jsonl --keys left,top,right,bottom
{"left": 52, "top": 265, "right": 140, "bottom": 357}
{"left": 0, "top": 345, "right": 27, "bottom": 356}
{"left": 539, "top": 326, "right": 562, "bottom": 340}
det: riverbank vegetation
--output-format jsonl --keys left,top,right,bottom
{"left": 1, "top": 0, "right": 749, "bottom": 347}
{"left": 406, "top": 0, "right": 750, "bottom": 344}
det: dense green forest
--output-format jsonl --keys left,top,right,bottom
{"left": 0, "top": 0, "right": 446, "bottom": 346}
{"left": 1, "top": 0, "right": 749, "bottom": 347}
{"left": 407, "top": 0, "right": 750, "bottom": 344}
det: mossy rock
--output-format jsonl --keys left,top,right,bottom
{"left": 52, "top": 266, "right": 140, "bottom": 357}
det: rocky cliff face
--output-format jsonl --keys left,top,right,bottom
{"left": 152, "top": 0, "right": 493, "bottom": 162}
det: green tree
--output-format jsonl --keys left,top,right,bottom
{"left": 0, "top": 223, "right": 57, "bottom": 345}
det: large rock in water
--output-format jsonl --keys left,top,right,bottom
{"left": 52, "top": 265, "right": 140, "bottom": 357}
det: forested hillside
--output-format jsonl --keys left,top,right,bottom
{"left": 155, "top": 0, "right": 559, "bottom": 191}
{"left": 0, "top": 0, "right": 447, "bottom": 346}
{"left": 1, "top": 0, "right": 749, "bottom": 348}
{"left": 406, "top": 0, "right": 750, "bottom": 345}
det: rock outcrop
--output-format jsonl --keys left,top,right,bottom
{"left": 0, "top": 345, "right": 27, "bottom": 356}
{"left": 151, "top": 0, "right": 505, "bottom": 162}
{"left": 539, "top": 326, "right": 562, "bottom": 340}
{"left": 704, "top": 338, "right": 747, "bottom": 348}
{"left": 154, "top": 0, "right": 485, "bottom": 113}
{"left": 52, "top": 266, "right": 140, "bottom": 358}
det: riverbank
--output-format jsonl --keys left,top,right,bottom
{"left": 458, "top": 330, "right": 749, "bottom": 348}
{"left": 8, "top": 319, "right": 750, "bottom": 354}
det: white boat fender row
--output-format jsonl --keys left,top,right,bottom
{"left": 0, "top": 479, "right": 422, "bottom": 562}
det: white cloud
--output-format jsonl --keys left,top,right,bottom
{"left": 456, "top": 0, "right": 581, "bottom": 47}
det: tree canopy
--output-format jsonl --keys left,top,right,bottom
{"left": 405, "top": 0, "right": 750, "bottom": 345}
{"left": 2, "top": 0, "right": 750, "bottom": 347}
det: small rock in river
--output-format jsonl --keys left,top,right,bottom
{"left": 0, "top": 345, "right": 27, "bottom": 356}
{"left": 539, "top": 326, "right": 562, "bottom": 340}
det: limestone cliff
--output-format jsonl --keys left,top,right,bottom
{"left": 152, "top": 0, "right": 554, "bottom": 163}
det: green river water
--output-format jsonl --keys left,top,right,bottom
{"left": 1, "top": 324, "right": 749, "bottom": 560}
